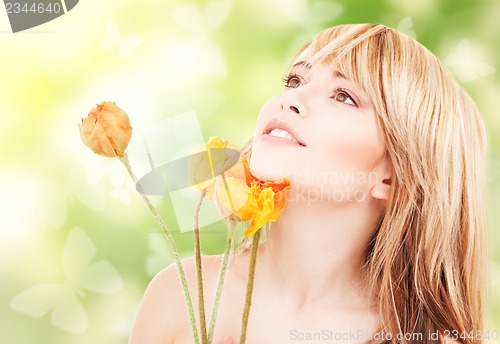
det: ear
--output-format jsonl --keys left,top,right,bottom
{"left": 370, "top": 177, "right": 392, "bottom": 201}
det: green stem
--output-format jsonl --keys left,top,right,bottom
{"left": 119, "top": 153, "right": 200, "bottom": 344}
{"left": 207, "top": 172, "right": 239, "bottom": 343}
{"left": 239, "top": 229, "right": 262, "bottom": 344}
{"left": 207, "top": 219, "right": 235, "bottom": 343}
{"left": 194, "top": 190, "right": 208, "bottom": 344}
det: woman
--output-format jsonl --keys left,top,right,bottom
{"left": 129, "top": 24, "right": 488, "bottom": 344}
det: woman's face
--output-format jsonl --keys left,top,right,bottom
{"left": 250, "top": 59, "right": 391, "bottom": 204}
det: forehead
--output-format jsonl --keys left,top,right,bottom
{"left": 291, "top": 40, "right": 359, "bottom": 78}
{"left": 293, "top": 43, "right": 314, "bottom": 63}
{"left": 293, "top": 38, "right": 365, "bottom": 78}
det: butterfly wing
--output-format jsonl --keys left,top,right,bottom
{"left": 51, "top": 289, "right": 88, "bottom": 334}
{"left": 10, "top": 283, "right": 64, "bottom": 318}
{"left": 102, "top": 22, "right": 120, "bottom": 49}
{"left": 63, "top": 227, "right": 96, "bottom": 276}
{"left": 118, "top": 36, "right": 144, "bottom": 58}
{"left": 204, "top": 0, "right": 233, "bottom": 32}
{"left": 309, "top": 1, "right": 343, "bottom": 25}
{"left": 10, "top": 283, "right": 88, "bottom": 333}
{"left": 476, "top": 62, "right": 496, "bottom": 77}
{"left": 74, "top": 260, "right": 123, "bottom": 294}
{"left": 171, "top": 3, "right": 202, "bottom": 32}
{"left": 451, "top": 40, "right": 496, "bottom": 82}
{"left": 63, "top": 227, "right": 123, "bottom": 294}
{"left": 397, "top": 16, "right": 416, "bottom": 39}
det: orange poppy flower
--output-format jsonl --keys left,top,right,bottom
{"left": 79, "top": 101, "right": 133, "bottom": 158}
{"left": 216, "top": 165, "right": 290, "bottom": 237}
{"left": 191, "top": 136, "right": 291, "bottom": 236}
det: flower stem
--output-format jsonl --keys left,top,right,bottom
{"left": 207, "top": 219, "right": 235, "bottom": 343}
{"left": 194, "top": 190, "right": 208, "bottom": 344}
{"left": 207, "top": 172, "right": 238, "bottom": 343}
{"left": 119, "top": 153, "right": 200, "bottom": 344}
{"left": 239, "top": 229, "right": 262, "bottom": 344}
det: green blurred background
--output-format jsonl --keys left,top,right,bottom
{"left": 1, "top": 0, "right": 499, "bottom": 343}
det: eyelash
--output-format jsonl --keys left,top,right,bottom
{"left": 282, "top": 73, "right": 302, "bottom": 88}
{"left": 331, "top": 88, "right": 358, "bottom": 107}
{"left": 281, "top": 73, "right": 358, "bottom": 107}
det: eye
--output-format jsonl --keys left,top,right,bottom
{"left": 331, "top": 88, "right": 357, "bottom": 107}
{"left": 282, "top": 73, "right": 303, "bottom": 88}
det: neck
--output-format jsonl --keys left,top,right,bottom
{"left": 258, "top": 191, "right": 381, "bottom": 311}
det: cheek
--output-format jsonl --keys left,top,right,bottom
{"left": 333, "top": 128, "right": 381, "bottom": 159}
{"left": 254, "top": 96, "right": 278, "bottom": 134}
{"left": 315, "top": 117, "right": 386, "bottom": 177}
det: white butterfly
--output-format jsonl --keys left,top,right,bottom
{"left": 279, "top": 0, "right": 343, "bottom": 64}
{"left": 307, "top": 1, "right": 343, "bottom": 25}
{"left": 444, "top": 39, "right": 496, "bottom": 83}
{"left": 276, "top": 0, "right": 343, "bottom": 26}
{"left": 397, "top": 16, "right": 417, "bottom": 39}
{"left": 10, "top": 227, "right": 123, "bottom": 333}
{"left": 165, "top": 1, "right": 231, "bottom": 82}
{"left": 170, "top": 0, "right": 233, "bottom": 34}
{"left": 102, "top": 22, "right": 144, "bottom": 58}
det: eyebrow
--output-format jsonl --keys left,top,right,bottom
{"left": 292, "top": 61, "right": 347, "bottom": 80}
{"left": 332, "top": 70, "right": 347, "bottom": 79}
{"left": 292, "top": 60, "right": 312, "bottom": 69}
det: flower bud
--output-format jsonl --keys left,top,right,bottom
{"left": 79, "top": 101, "right": 133, "bottom": 158}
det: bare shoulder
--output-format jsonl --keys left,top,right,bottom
{"left": 128, "top": 254, "right": 226, "bottom": 344}
{"left": 128, "top": 258, "right": 191, "bottom": 344}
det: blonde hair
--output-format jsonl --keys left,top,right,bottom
{"left": 235, "top": 24, "right": 488, "bottom": 343}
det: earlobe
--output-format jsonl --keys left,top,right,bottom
{"left": 370, "top": 178, "right": 392, "bottom": 200}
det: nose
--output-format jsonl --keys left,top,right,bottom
{"left": 280, "top": 88, "right": 306, "bottom": 117}
{"left": 284, "top": 105, "right": 300, "bottom": 114}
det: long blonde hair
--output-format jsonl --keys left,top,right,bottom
{"left": 237, "top": 24, "right": 488, "bottom": 344}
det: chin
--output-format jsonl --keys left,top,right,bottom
{"left": 250, "top": 164, "right": 284, "bottom": 182}
{"left": 249, "top": 151, "right": 294, "bottom": 182}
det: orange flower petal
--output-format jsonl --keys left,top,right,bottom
{"left": 215, "top": 177, "right": 252, "bottom": 219}
{"left": 189, "top": 136, "right": 245, "bottom": 199}
{"left": 79, "top": 115, "right": 117, "bottom": 158}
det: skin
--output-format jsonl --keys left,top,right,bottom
{"left": 129, "top": 61, "right": 403, "bottom": 343}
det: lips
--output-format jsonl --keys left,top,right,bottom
{"left": 262, "top": 119, "right": 306, "bottom": 146}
